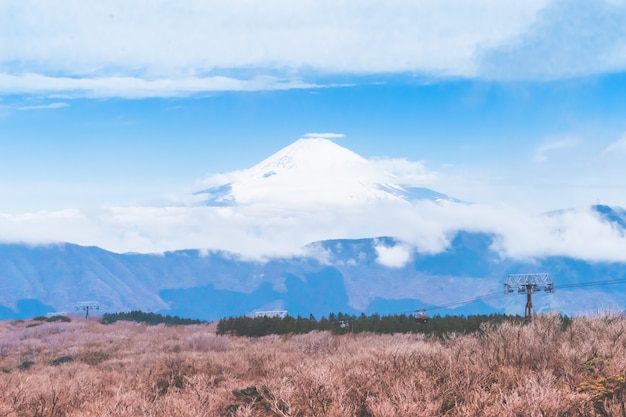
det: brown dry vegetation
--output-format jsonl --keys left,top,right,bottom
{"left": 1, "top": 314, "right": 626, "bottom": 416}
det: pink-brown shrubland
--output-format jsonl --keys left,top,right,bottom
{"left": 1, "top": 314, "right": 625, "bottom": 416}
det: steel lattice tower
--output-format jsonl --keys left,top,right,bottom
{"left": 76, "top": 301, "right": 100, "bottom": 318}
{"left": 504, "top": 273, "right": 554, "bottom": 323}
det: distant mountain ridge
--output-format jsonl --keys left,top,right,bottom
{"left": 2, "top": 226, "right": 626, "bottom": 321}
{"left": 594, "top": 204, "right": 626, "bottom": 230}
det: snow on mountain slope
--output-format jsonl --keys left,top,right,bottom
{"left": 195, "top": 137, "right": 454, "bottom": 208}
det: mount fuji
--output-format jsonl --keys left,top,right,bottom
{"left": 194, "top": 137, "right": 458, "bottom": 208}
{"left": 1, "top": 137, "right": 626, "bottom": 320}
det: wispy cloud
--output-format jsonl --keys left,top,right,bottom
{"left": 0, "top": 74, "right": 319, "bottom": 98}
{"left": 17, "top": 102, "right": 69, "bottom": 111}
{"left": 303, "top": 133, "right": 345, "bottom": 139}
{"left": 370, "top": 158, "right": 437, "bottom": 186}
{"left": 533, "top": 139, "right": 576, "bottom": 163}
{"left": 603, "top": 134, "right": 626, "bottom": 155}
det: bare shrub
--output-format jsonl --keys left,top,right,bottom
{"left": 78, "top": 349, "right": 111, "bottom": 366}
{"left": 295, "top": 330, "right": 338, "bottom": 354}
{"left": 3, "top": 315, "right": 626, "bottom": 415}
{"left": 187, "top": 331, "right": 231, "bottom": 352}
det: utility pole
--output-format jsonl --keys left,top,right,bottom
{"left": 504, "top": 273, "right": 553, "bottom": 323}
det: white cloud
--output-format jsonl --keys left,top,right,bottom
{"left": 11, "top": 0, "right": 621, "bottom": 98}
{"left": 2, "top": 198, "right": 626, "bottom": 264}
{"left": 0, "top": 0, "right": 623, "bottom": 97}
{"left": 370, "top": 158, "right": 437, "bottom": 186}
{"left": 533, "top": 139, "right": 576, "bottom": 163}
{"left": 604, "top": 135, "right": 626, "bottom": 154}
{"left": 303, "top": 133, "right": 345, "bottom": 139}
{"left": 489, "top": 207, "right": 626, "bottom": 261}
{"left": 0, "top": 73, "right": 318, "bottom": 98}
{"left": 374, "top": 242, "right": 412, "bottom": 268}
{"left": 480, "top": 0, "right": 626, "bottom": 80}
{"left": 0, "top": 1, "right": 547, "bottom": 76}
{"left": 17, "top": 102, "right": 68, "bottom": 111}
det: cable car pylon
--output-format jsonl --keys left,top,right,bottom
{"left": 504, "top": 273, "right": 554, "bottom": 323}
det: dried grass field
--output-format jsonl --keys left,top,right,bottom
{"left": 1, "top": 314, "right": 626, "bottom": 416}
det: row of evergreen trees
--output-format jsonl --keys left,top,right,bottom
{"left": 216, "top": 312, "right": 524, "bottom": 337}
{"left": 101, "top": 310, "right": 205, "bottom": 326}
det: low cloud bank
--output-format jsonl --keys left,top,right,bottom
{"left": 1, "top": 199, "right": 624, "bottom": 264}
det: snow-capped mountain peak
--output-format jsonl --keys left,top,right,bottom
{"left": 195, "top": 137, "right": 455, "bottom": 208}
{"left": 251, "top": 138, "right": 367, "bottom": 175}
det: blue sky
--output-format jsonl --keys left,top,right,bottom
{"left": 3, "top": 77, "right": 626, "bottom": 213}
{"left": 2, "top": 0, "right": 626, "bottom": 259}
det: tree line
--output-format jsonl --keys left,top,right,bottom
{"left": 101, "top": 310, "right": 205, "bottom": 326}
{"left": 216, "top": 312, "right": 529, "bottom": 337}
